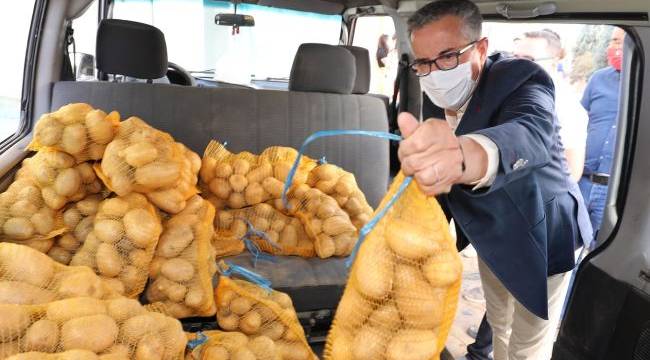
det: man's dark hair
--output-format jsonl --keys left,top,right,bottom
{"left": 523, "top": 29, "right": 565, "bottom": 59}
{"left": 408, "top": 0, "right": 483, "bottom": 41}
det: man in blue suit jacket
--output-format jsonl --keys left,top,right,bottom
{"left": 400, "top": 1, "right": 592, "bottom": 359}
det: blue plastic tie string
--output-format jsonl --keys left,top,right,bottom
{"left": 187, "top": 331, "right": 208, "bottom": 350}
{"left": 220, "top": 261, "right": 273, "bottom": 292}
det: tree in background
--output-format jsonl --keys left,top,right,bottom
{"left": 570, "top": 25, "right": 613, "bottom": 89}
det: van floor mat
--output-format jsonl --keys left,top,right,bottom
{"left": 217, "top": 253, "right": 350, "bottom": 312}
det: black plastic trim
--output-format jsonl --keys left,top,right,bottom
{"left": 484, "top": 12, "right": 648, "bottom": 22}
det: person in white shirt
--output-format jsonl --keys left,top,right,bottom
{"left": 513, "top": 29, "right": 588, "bottom": 182}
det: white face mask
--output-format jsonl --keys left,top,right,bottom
{"left": 419, "top": 61, "right": 477, "bottom": 111}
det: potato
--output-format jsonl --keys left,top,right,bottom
{"left": 61, "top": 314, "right": 119, "bottom": 352}
{"left": 273, "top": 162, "right": 292, "bottom": 182}
{"left": 184, "top": 285, "right": 205, "bottom": 308}
{"left": 57, "top": 269, "right": 107, "bottom": 299}
{"left": 218, "top": 312, "right": 240, "bottom": 331}
{"left": 76, "top": 197, "right": 101, "bottom": 216}
{"left": 156, "top": 224, "right": 194, "bottom": 258}
{"left": 315, "top": 234, "right": 336, "bottom": 259}
{"left": 279, "top": 225, "right": 298, "bottom": 248}
{"left": 386, "top": 219, "right": 441, "bottom": 260}
{"left": 54, "top": 168, "right": 82, "bottom": 197}
{"left": 368, "top": 302, "right": 401, "bottom": 331}
{"left": 42, "top": 186, "right": 67, "bottom": 210}
{"left": 233, "top": 158, "right": 251, "bottom": 175}
{"left": 250, "top": 217, "right": 270, "bottom": 232}
{"left": 121, "top": 313, "right": 164, "bottom": 343}
{"left": 204, "top": 346, "right": 230, "bottom": 360}
{"left": 312, "top": 164, "right": 338, "bottom": 181}
{"left": 104, "top": 277, "right": 125, "bottom": 296}
{"left": 46, "top": 297, "right": 106, "bottom": 322}
{"left": 209, "top": 178, "right": 232, "bottom": 200}
{"left": 107, "top": 298, "right": 145, "bottom": 322}
{"left": 156, "top": 277, "right": 187, "bottom": 302}
{"left": 328, "top": 330, "right": 353, "bottom": 360}
{"left": 315, "top": 179, "right": 337, "bottom": 194}
{"left": 230, "top": 218, "right": 248, "bottom": 238}
{"left": 270, "top": 292, "right": 293, "bottom": 309}
{"left": 22, "top": 238, "right": 54, "bottom": 253}
{"left": 136, "top": 334, "right": 164, "bottom": 360}
{"left": 35, "top": 115, "right": 63, "bottom": 146}
{"left": 0, "top": 281, "right": 56, "bottom": 305}
{"left": 217, "top": 211, "right": 234, "bottom": 229}
{"left": 306, "top": 219, "right": 322, "bottom": 237}
{"left": 85, "top": 110, "right": 115, "bottom": 145}
{"left": 161, "top": 258, "right": 194, "bottom": 283}
{"left": 423, "top": 250, "right": 462, "bottom": 287}
{"left": 244, "top": 182, "right": 265, "bottom": 205}
{"left": 261, "top": 177, "right": 284, "bottom": 198}
{"left": 240, "top": 310, "right": 262, "bottom": 335}
{"left": 275, "top": 341, "right": 311, "bottom": 360}
{"left": 123, "top": 208, "right": 161, "bottom": 248}
{"left": 147, "top": 189, "right": 186, "bottom": 214}
{"left": 217, "top": 289, "right": 237, "bottom": 309}
{"left": 48, "top": 246, "right": 72, "bottom": 264}
{"left": 333, "top": 287, "right": 370, "bottom": 330}
{"left": 232, "top": 347, "right": 256, "bottom": 360}
{"left": 352, "top": 325, "right": 388, "bottom": 360}
{"left": 3, "top": 217, "right": 35, "bottom": 239}
{"left": 122, "top": 142, "right": 159, "bottom": 167}
{"left": 23, "top": 319, "right": 59, "bottom": 352}
{"left": 317, "top": 203, "right": 337, "bottom": 219}
{"left": 94, "top": 219, "right": 124, "bottom": 244}
{"left": 101, "top": 198, "right": 130, "bottom": 218}
{"left": 101, "top": 344, "right": 131, "bottom": 359}
{"left": 393, "top": 263, "right": 444, "bottom": 329}
{"left": 353, "top": 237, "right": 393, "bottom": 300}
{"left": 61, "top": 123, "right": 87, "bottom": 155}
{"left": 74, "top": 216, "right": 95, "bottom": 242}
{"left": 230, "top": 296, "right": 253, "bottom": 315}
{"left": 0, "top": 341, "right": 23, "bottom": 359}
{"left": 0, "top": 305, "right": 31, "bottom": 341}
{"left": 129, "top": 249, "right": 150, "bottom": 269}
{"left": 246, "top": 163, "right": 273, "bottom": 183}
{"left": 229, "top": 174, "right": 248, "bottom": 193}
{"left": 1, "top": 244, "right": 55, "bottom": 286}
{"left": 386, "top": 329, "right": 438, "bottom": 360}
{"left": 134, "top": 162, "right": 181, "bottom": 189}
{"left": 214, "top": 163, "right": 234, "bottom": 178}
{"left": 322, "top": 216, "right": 355, "bottom": 237}
{"left": 260, "top": 321, "right": 285, "bottom": 341}
{"left": 119, "top": 265, "right": 143, "bottom": 292}
{"left": 228, "top": 192, "right": 246, "bottom": 209}
{"left": 96, "top": 243, "right": 123, "bottom": 277}
{"left": 10, "top": 200, "right": 39, "bottom": 218}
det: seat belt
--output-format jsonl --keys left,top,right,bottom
{"left": 388, "top": 53, "right": 410, "bottom": 176}
{"left": 61, "top": 23, "right": 75, "bottom": 81}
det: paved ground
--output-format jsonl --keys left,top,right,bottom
{"left": 446, "top": 245, "right": 487, "bottom": 359}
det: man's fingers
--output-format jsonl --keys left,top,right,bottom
{"left": 397, "top": 112, "right": 420, "bottom": 138}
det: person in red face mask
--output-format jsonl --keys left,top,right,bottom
{"left": 579, "top": 27, "right": 626, "bottom": 239}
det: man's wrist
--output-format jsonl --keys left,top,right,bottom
{"left": 457, "top": 136, "right": 489, "bottom": 185}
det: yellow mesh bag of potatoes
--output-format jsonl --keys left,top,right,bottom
{"left": 70, "top": 193, "right": 163, "bottom": 297}
{"left": 0, "top": 177, "right": 66, "bottom": 243}
{"left": 0, "top": 243, "right": 121, "bottom": 305}
{"left": 47, "top": 194, "right": 104, "bottom": 265}
{"left": 16, "top": 149, "right": 103, "bottom": 210}
{"left": 306, "top": 163, "right": 373, "bottom": 231}
{"left": 272, "top": 184, "right": 357, "bottom": 259}
{"left": 145, "top": 195, "right": 217, "bottom": 318}
{"left": 324, "top": 172, "right": 462, "bottom": 360}
{"left": 28, "top": 103, "right": 120, "bottom": 162}
{"left": 0, "top": 297, "right": 186, "bottom": 359}
{"left": 199, "top": 141, "right": 317, "bottom": 210}
{"left": 214, "top": 263, "right": 317, "bottom": 360}
{"left": 186, "top": 330, "right": 283, "bottom": 360}
{"left": 214, "top": 203, "right": 315, "bottom": 258}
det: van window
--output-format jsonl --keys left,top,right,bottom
{"left": 351, "top": 15, "right": 397, "bottom": 97}
{"left": 0, "top": 0, "right": 37, "bottom": 141}
{"left": 71, "top": 1, "right": 99, "bottom": 80}
{"left": 113, "top": 0, "right": 342, "bottom": 86}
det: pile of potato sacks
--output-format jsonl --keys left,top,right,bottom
{"left": 201, "top": 141, "right": 374, "bottom": 259}
{"left": 0, "top": 102, "right": 378, "bottom": 359}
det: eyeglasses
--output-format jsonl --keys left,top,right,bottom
{"left": 409, "top": 40, "right": 480, "bottom": 77}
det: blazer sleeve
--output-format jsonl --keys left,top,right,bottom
{"left": 464, "top": 72, "right": 556, "bottom": 194}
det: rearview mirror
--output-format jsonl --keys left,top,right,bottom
{"left": 214, "top": 13, "right": 255, "bottom": 27}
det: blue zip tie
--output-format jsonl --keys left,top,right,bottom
{"left": 241, "top": 218, "right": 282, "bottom": 251}
{"left": 220, "top": 261, "right": 273, "bottom": 292}
{"left": 281, "top": 130, "right": 403, "bottom": 209}
{"left": 187, "top": 331, "right": 208, "bottom": 350}
{"left": 344, "top": 176, "right": 413, "bottom": 267}
{"left": 318, "top": 156, "right": 328, "bottom": 165}
{"left": 243, "top": 237, "right": 277, "bottom": 267}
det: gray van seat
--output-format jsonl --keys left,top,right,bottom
{"left": 50, "top": 43, "right": 388, "bottom": 315}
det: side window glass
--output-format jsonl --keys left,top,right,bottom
{"left": 0, "top": 1, "right": 37, "bottom": 140}
{"left": 352, "top": 16, "right": 397, "bottom": 97}
{"left": 71, "top": 1, "right": 99, "bottom": 81}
